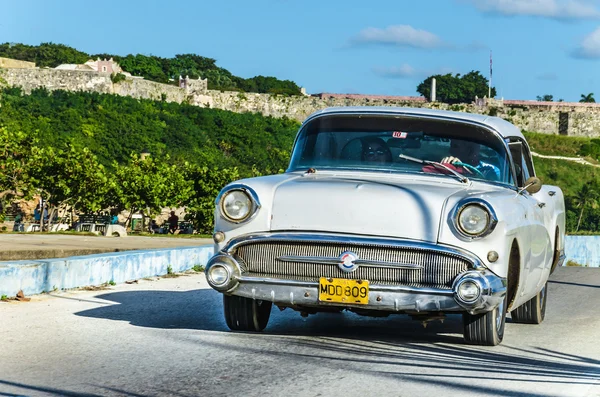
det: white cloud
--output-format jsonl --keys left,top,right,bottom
{"left": 465, "top": 0, "right": 600, "bottom": 20}
{"left": 373, "top": 64, "right": 417, "bottom": 78}
{"left": 573, "top": 27, "right": 600, "bottom": 58}
{"left": 353, "top": 25, "right": 444, "bottom": 49}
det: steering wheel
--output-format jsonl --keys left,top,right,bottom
{"left": 453, "top": 161, "right": 485, "bottom": 179}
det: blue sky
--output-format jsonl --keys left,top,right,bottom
{"left": 3, "top": 0, "right": 600, "bottom": 101}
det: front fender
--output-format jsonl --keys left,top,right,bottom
{"left": 437, "top": 187, "right": 532, "bottom": 279}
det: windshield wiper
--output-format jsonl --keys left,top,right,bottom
{"left": 399, "top": 154, "right": 470, "bottom": 184}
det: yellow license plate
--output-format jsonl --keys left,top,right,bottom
{"left": 318, "top": 277, "right": 369, "bottom": 305}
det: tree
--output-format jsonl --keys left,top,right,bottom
{"left": 111, "top": 154, "right": 193, "bottom": 226}
{"left": 580, "top": 93, "right": 596, "bottom": 103}
{"left": 0, "top": 42, "right": 88, "bottom": 68}
{"left": 416, "top": 71, "right": 496, "bottom": 104}
{"left": 0, "top": 127, "right": 43, "bottom": 203}
{"left": 182, "top": 164, "right": 240, "bottom": 233}
{"left": 572, "top": 182, "right": 599, "bottom": 232}
{"left": 34, "top": 145, "right": 113, "bottom": 222}
{"left": 536, "top": 94, "right": 553, "bottom": 102}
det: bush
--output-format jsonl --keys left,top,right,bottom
{"left": 111, "top": 73, "right": 126, "bottom": 84}
{"left": 579, "top": 139, "right": 600, "bottom": 160}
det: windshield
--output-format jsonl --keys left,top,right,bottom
{"left": 288, "top": 114, "right": 514, "bottom": 184}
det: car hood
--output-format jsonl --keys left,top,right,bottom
{"left": 269, "top": 173, "right": 467, "bottom": 243}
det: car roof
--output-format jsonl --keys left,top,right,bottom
{"left": 304, "top": 106, "right": 525, "bottom": 140}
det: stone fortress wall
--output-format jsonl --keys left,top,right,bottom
{"left": 2, "top": 60, "right": 600, "bottom": 137}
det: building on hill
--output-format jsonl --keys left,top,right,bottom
{"left": 84, "top": 58, "right": 125, "bottom": 74}
{"left": 55, "top": 57, "right": 132, "bottom": 76}
{"left": 55, "top": 64, "right": 95, "bottom": 71}
{"left": 0, "top": 57, "right": 36, "bottom": 69}
{"left": 178, "top": 75, "right": 208, "bottom": 93}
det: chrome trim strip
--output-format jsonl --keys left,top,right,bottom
{"left": 277, "top": 255, "right": 340, "bottom": 265}
{"left": 276, "top": 255, "right": 423, "bottom": 270}
{"left": 355, "top": 259, "right": 423, "bottom": 269}
{"left": 358, "top": 284, "right": 454, "bottom": 295}
{"left": 238, "top": 276, "right": 316, "bottom": 288}
{"left": 224, "top": 232, "right": 483, "bottom": 269}
{"left": 237, "top": 276, "right": 451, "bottom": 294}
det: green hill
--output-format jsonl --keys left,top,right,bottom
{"left": 1, "top": 87, "right": 600, "bottom": 233}
{"left": 0, "top": 87, "right": 299, "bottom": 174}
{"left": 523, "top": 131, "right": 600, "bottom": 233}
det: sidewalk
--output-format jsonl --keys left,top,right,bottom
{"left": 0, "top": 234, "right": 213, "bottom": 261}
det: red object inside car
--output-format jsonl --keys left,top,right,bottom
{"left": 422, "top": 164, "right": 465, "bottom": 174}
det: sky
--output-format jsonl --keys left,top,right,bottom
{"left": 2, "top": 0, "right": 600, "bottom": 102}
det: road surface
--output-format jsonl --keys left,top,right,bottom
{"left": 0, "top": 267, "right": 598, "bottom": 397}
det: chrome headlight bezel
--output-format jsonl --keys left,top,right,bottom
{"left": 216, "top": 184, "right": 261, "bottom": 224}
{"left": 450, "top": 198, "right": 498, "bottom": 240}
{"left": 205, "top": 254, "right": 241, "bottom": 291}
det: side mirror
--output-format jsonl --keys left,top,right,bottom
{"left": 522, "top": 176, "right": 542, "bottom": 194}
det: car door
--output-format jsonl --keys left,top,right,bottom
{"left": 509, "top": 140, "right": 552, "bottom": 295}
{"left": 521, "top": 141, "right": 557, "bottom": 278}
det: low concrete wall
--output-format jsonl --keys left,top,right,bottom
{"left": 564, "top": 236, "right": 600, "bottom": 267}
{"left": 0, "top": 245, "right": 214, "bottom": 297}
{"left": 0, "top": 235, "right": 596, "bottom": 298}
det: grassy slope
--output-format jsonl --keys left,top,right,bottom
{"left": 524, "top": 131, "right": 600, "bottom": 198}
{"left": 523, "top": 131, "right": 589, "bottom": 157}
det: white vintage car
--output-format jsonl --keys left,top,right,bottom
{"left": 205, "top": 107, "right": 566, "bottom": 346}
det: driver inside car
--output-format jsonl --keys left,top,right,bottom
{"left": 441, "top": 139, "right": 501, "bottom": 181}
{"left": 361, "top": 137, "right": 393, "bottom": 164}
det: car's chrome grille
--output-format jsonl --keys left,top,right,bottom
{"left": 235, "top": 241, "right": 472, "bottom": 289}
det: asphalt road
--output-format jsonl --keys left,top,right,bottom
{"left": 0, "top": 267, "right": 598, "bottom": 397}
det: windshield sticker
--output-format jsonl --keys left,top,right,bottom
{"left": 392, "top": 131, "right": 408, "bottom": 139}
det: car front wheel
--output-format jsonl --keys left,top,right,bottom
{"left": 510, "top": 282, "right": 547, "bottom": 324}
{"left": 223, "top": 294, "right": 272, "bottom": 332}
{"left": 463, "top": 294, "right": 507, "bottom": 346}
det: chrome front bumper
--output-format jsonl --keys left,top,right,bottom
{"left": 205, "top": 233, "right": 507, "bottom": 315}
{"left": 226, "top": 274, "right": 506, "bottom": 314}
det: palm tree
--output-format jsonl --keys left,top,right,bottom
{"left": 580, "top": 93, "right": 596, "bottom": 103}
{"left": 572, "top": 183, "right": 599, "bottom": 231}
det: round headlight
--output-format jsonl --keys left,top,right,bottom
{"left": 458, "top": 204, "right": 490, "bottom": 236}
{"left": 221, "top": 190, "right": 252, "bottom": 222}
{"left": 208, "top": 264, "right": 230, "bottom": 286}
{"left": 457, "top": 280, "right": 481, "bottom": 302}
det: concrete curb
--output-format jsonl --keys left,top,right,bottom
{"left": 1, "top": 235, "right": 596, "bottom": 298}
{"left": 0, "top": 244, "right": 214, "bottom": 297}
